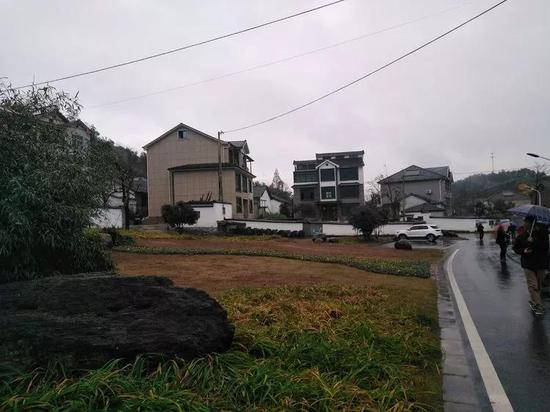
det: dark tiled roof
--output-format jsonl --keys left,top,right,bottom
{"left": 293, "top": 157, "right": 364, "bottom": 168}
{"left": 253, "top": 185, "right": 267, "bottom": 198}
{"left": 168, "top": 163, "right": 255, "bottom": 178}
{"left": 378, "top": 165, "right": 451, "bottom": 184}
{"left": 405, "top": 203, "right": 446, "bottom": 213}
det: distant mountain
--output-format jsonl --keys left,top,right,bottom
{"left": 452, "top": 168, "right": 545, "bottom": 215}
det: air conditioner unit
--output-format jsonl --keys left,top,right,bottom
{"left": 426, "top": 189, "right": 432, "bottom": 195}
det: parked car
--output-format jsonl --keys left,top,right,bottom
{"left": 395, "top": 224, "right": 443, "bottom": 243}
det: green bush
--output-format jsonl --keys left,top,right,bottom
{"left": 0, "top": 85, "right": 116, "bottom": 282}
{"left": 102, "top": 227, "right": 135, "bottom": 246}
{"left": 161, "top": 202, "right": 199, "bottom": 233}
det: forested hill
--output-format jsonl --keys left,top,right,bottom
{"left": 452, "top": 168, "right": 545, "bottom": 215}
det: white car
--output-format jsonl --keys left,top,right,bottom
{"left": 396, "top": 224, "right": 443, "bottom": 243}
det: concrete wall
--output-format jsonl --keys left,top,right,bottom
{"left": 185, "top": 202, "right": 232, "bottom": 227}
{"left": 323, "top": 223, "right": 358, "bottom": 236}
{"left": 172, "top": 169, "right": 237, "bottom": 208}
{"left": 91, "top": 208, "right": 123, "bottom": 228}
{"left": 382, "top": 180, "right": 449, "bottom": 204}
{"left": 242, "top": 220, "right": 303, "bottom": 231}
{"left": 146, "top": 128, "right": 227, "bottom": 217}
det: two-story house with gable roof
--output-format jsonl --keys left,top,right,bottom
{"left": 144, "top": 123, "right": 255, "bottom": 220}
{"left": 378, "top": 165, "right": 453, "bottom": 218}
{"left": 292, "top": 151, "right": 365, "bottom": 222}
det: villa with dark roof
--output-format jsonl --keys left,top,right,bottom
{"left": 378, "top": 165, "right": 453, "bottom": 218}
{"left": 144, "top": 123, "right": 255, "bottom": 219}
{"left": 292, "top": 151, "right": 365, "bottom": 222}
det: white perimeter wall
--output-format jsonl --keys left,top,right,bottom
{"left": 243, "top": 220, "right": 303, "bottom": 231}
{"left": 185, "top": 202, "right": 232, "bottom": 227}
{"left": 322, "top": 223, "right": 358, "bottom": 236}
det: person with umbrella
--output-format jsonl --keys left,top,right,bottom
{"left": 510, "top": 205, "right": 550, "bottom": 316}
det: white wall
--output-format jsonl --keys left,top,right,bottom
{"left": 92, "top": 208, "right": 123, "bottom": 228}
{"left": 322, "top": 223, "right": 358, "bottom": 236}
{"left": 377, "top": 223, "right": 415, "bottom": 236}
{"left": 243, "top": 220, "right": 303, "bottom": 231}
{"left": 186, "top": 202, "right": 232, "bottom": 227}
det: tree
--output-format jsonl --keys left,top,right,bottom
{"left": 349, "top": 206, "right": 386, "bottom": 240}
{"left": 89, "top": 139, "right": 147, "bottom": 229}
{"left": 161, "top": 202, "right": 200, "bottom": 233}
{"left": 0, "top": 84, "right": 112, "bottom": 281}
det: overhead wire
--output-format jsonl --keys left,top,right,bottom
{"left": 222, "top": 0, "right": 510, "bottom": 134}
{"left": 87, "top": 3, "right": 467, "bottom": 109}
{"left": 12, "top": 0, "right": 346, "bottom": 90}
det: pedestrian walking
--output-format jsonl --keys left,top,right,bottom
{"left": 513, "top": 216, "right": 550, "bottom": 316}
{"left": 495, "top": 224, "right": 509, "bottom": 261}
{"left": 476, "top": 222, "right": 485, "bottom": 241}
{"left": 507, "top": 222, "right": 517, "bottom": 241}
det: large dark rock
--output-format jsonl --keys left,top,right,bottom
{"left": 394, "top": 239, "right": 413, "bottom": 250}
{"left": 0, "top": 273, "right": 234, "bottom": 369}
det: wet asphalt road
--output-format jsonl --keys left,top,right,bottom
{"left": 450, "top": 235, "right": 550, "bottom": 411}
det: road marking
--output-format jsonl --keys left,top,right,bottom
{"left": 446, "top": 249, "right": 514, "bottom": 412}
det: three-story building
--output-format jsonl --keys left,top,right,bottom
{"left": 292, "top": 151, "right": 365, "bottom": 222}
{"left": 144, "top": 123, "right": 255, "bottom": 220}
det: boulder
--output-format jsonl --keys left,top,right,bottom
{"left": 0, "top": 273, "right": 234, "bottom": 370}
{"left": 394, "top": 239, "right": 413, "bottom": 250}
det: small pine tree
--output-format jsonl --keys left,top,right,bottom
{"left": 161, "top": 202, "right": 200, "bottom": 233}
{"left": 349, "top": 206, "right": 386, "bottom": 240}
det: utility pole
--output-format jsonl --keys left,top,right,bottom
{"left": 491, "top": 152, "right": 495, "bottom": 174}
{"left": 217, "top": 131, "right": 224, "bottom": 202}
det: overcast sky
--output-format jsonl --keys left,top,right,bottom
{"left": 2, "top": 0, "right": 549, "bottom": 188}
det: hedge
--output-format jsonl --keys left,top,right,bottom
{"left": 114, "top": 246, "right": 432, "bottom": 278}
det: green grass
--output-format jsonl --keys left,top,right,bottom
{"left": 0, "top": 285, "right": 441, "bottom": 411}
{"left": 113, "top": 245, "right": 433, "bottom": 278}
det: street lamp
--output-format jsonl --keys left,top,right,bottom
{"left": 527, "top": 153, "right": 550, "bottom": 161}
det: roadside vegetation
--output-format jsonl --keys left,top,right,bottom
{"left": 115, "top": 245, "right": 432, "bottom": 278}
{"left": 1, "top": 284, "right": 441, "bottom": 411}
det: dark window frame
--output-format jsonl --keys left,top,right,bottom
{"left": 321, "top": 186, "right": 336, "bottom": 200}
{"left": 320, "top": 168, "right": 336, "bottom": 182}
{"left": 339, "top": 167, "right": 359, "bottom": 181}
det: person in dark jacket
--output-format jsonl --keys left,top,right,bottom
{"left": 477, "top": 222, "right": 485, "bottom": 241}
{"left": 513, "top": 216, "right": 550, "bottom": 316}
{"left": 495, "top": 224, "right": 509, "bottom": 261}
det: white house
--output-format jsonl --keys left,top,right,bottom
{"left": 253, "top": 186, "right": 288, "bottom": 217}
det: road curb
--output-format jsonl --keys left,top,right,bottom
{"left": 437, "top": 250, "right": 492, "bottom": 411}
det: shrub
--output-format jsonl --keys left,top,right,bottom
{"left": 102, "top": 227, "right": 134, "bottom": 246}
{"left": 349, "top": 206, "right": 386, "bottom": 240}
{"left": 161, "top": 202, "right": 199, "bottom": 233}
{"left": 0, "top": 85, "right": 116, "bottom": 282}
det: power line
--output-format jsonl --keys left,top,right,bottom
{"left": 223, "top": 0, "right": 509, "bottom": 134}
{"left": 12, "top": 0, "right": 346, "bottom": 90}
{"left": 87, "top": 3, "right": 466, "bottom": 109}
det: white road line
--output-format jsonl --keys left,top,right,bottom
{"left": 446, "top": 249, "right": 514, "bottom": 412}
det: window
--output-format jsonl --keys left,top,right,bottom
{"left": 177, "top": 129, "right": 188, "bottom": 139}
{"left": 321, "top": 187, "right": 336, "bottom": 200}
{"left": 294, "top": 171, "right": 318, "bottom": 183}
{"left": 260, "top": 199, "right": 267, "bottom": 208}
{"left": 410, "top": 225, "right": 428, "bottom": 230}
{"left": 320, "top": 168, "right": 335, "bottom": 182}
{"left": 340, "top": 185, "right": 359, "bottom": 199}
{"left": 242, "top": 176, "right": 248, "bottom": 193}
{"left": 236, "top": 197, "right": 242, "bottom": 213}
{"left": 300, "top": 188, "right": 315, "bottom": 201}
{"left": 296, "top": 163, "right": 316, "bottom": 171}
{"left": 235, "top": 173, "right": 241, "bottom": 192}
{"left": 249, "top": 200, "right": 253, "bottom": 213}
{"left": 339, "top": 167, "right": 358, "bottom": 181}
{"left": 248, "top": 178, "right": 252, "bottom": 193}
